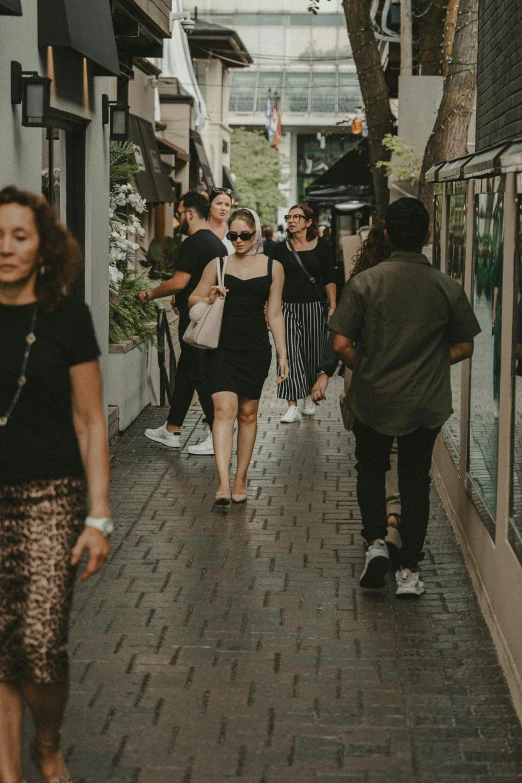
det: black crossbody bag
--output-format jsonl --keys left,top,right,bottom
{"left": 287, "top": 239, "right": 330, "bottom": 319}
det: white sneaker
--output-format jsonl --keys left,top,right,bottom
{"left": 395, "top": 568, "right": 425, "bottom": 598}
{"left": 187, "top": 429, "right": 214, "bottom": 455}
{"left": 359, "top": 539, "right": 390, "bottom": 589}
{"left": 302, "top": 396, "right": 316, "bottom": 416}
{"left": 144, "top": 424, "right": 181, "bottom": 449}
{"left": 280, "top": 406, "right": 301, "bottom": 424}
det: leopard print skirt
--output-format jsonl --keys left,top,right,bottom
{"left": 0, "top": 476, "right": 87, "bottom": 684}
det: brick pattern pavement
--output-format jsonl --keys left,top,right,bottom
{"left": 56, "top": 379, "right": 522, "bottom": 783}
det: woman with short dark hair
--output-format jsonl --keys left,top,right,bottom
{"left": 0, "top": 186, "right": 111, "bottom": 783}
{"left": 274, "top": 203, "right": 336, "bottom": 422}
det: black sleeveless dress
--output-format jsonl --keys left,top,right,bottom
{"left": 206, "top": 258, "right": 273, "bottom": 400}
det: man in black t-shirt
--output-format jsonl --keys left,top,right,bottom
{"left": 138, "top": 190, "right": 226, "bottom": 454}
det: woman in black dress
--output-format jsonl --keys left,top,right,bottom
{"left": 0, "top": 187, "right": 111, "bottom": 783}
{"left": 189, "top": 208, "right": 288, "bottom": 507}
{"left": 274, "top": 204, "right": 336, "bottom": 423}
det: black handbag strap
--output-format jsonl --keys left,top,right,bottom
{"left": 287, "top": 239, "right": 326, "bottom": 304}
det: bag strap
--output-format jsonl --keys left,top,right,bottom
{"left": 216, "top": 256, "right": 228, "bottom": 289}
{"left": 287, "top": 240, "right": 325, "bottom": 303}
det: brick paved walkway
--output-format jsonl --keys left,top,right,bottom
{"left": 60, "top": 378, "right": 522, "bottom": 783}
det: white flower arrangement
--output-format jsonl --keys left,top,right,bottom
{"left": 109, "top": 181, "right": 147, "bottom": 280}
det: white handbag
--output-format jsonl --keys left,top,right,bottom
{"left": 182, "top": 256, "right": 228, "bottom": 350}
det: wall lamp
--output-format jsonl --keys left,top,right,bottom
{"left": 102, "top": 94, "right": 130, "bottom": 141}
{"left": 11, "top": 61, "right": 51, "bottom": 128}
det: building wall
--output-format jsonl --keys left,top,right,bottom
{"left": 475, "top": 0, "right": 522, "bottom": 151}
{"left": 184, "top": 0, "right": 362, "bottom": 215}
{"left": 0, "top": 6, "right": 111, "bottom": 385}
{"left": 199, "top": 59, "right": 230, "bottom": 188}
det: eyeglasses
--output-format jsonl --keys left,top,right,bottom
{"left": 285, "top": 214, "right": 307, "bottom": 222}
{"left": 211, "top": 187, "right": 232, "bottom": 197}
{"left": 175, "top": 209, "right": 187, "bottom": 220}
{"left": 226, "top": 231, "right": 256, "bottom": 242}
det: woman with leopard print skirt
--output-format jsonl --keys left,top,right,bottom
{"left": 0, "top": 187, "right": 111, "bottom": 783}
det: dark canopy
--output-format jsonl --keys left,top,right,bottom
{"left": 129, "top": 115, "right": 174, "bottom": 204}
{"left": 190, "top": 130, "right": 215, "bottom": 191}
{"left": 0, "top": 0, "right": 22, "bottom": 15}
{"left": 305, "top": 136, "right": 373, "bottom": 206}
{"left": 38, "top": 0, "right": 120, "bottom": 77}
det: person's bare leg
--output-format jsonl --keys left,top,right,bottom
{"left": 212, "top": 392, "right": 238, "bottom": 496}
{"left": 23, "top": 680, "right": 70, "bottom": 781}
{"left": 0, "top": 682, "right": 24, "bottom": 783}
{"left": 287, "top": 400, "right": 297, "bottom": 408}
{"left": 234, "top": 398, "right": 259, "bottom": 494}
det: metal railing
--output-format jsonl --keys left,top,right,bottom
{"left": 156, "top": 307, "right": 176, "bottom": 405}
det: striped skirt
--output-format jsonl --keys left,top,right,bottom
{"left": 277, "top": 301, "right": 328, "bottom": 401}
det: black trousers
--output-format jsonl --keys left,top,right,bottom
{"left": 353, "top": 420, "right": 441, "bottom": 570}
{"left": 167, "top": 317, "right": 215, "bottom": 429}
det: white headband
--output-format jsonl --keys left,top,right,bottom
{"left": 237, "top": 208, "right": 264, "bottom": 255}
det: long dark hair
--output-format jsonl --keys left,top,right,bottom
{"left": 288, "top": 203, "right": 319, "bottom": 241}
{"left": 350, "top": 221, "right": 391, "bottom": 278}
{"left": 0, "top": 185, "right": 81, "bottom": 311}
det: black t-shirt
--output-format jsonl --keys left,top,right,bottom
{"left": 175, "top": 229, "right": 227, "bottom": 315}
{"left": 273, "top": 239, "right": 335, "bottom": 303}
{"left": 0, "top": 297, "right": 100, "bottom": 485}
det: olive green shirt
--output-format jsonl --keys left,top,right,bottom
{"left": 329, "top": 251, "right": 481, "bottom": 436}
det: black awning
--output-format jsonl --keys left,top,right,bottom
{"left": 305, "top": 137, "right": 373, "bottom": 206}
{"left": 190, "top": 130, "right": 215, "bottom": 191}
{"left": 38, "top": 0, "right": 120, "bottom": 77}
{"left": 129, "top": 115, "right": 174, "bottom": 204}
{"left": 0, "top": 0, "right": 22, "bottom": 15}
{"left": 223, "top": 166, "right": 240, "bottom": 202}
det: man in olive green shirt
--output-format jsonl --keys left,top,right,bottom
{"left": 329, "top": 198, "right": 480, "bottom": 597}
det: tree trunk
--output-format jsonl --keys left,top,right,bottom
{"left": 442, "top": 0, "right": 460, "bottom": 76}
{"left": 416, "top": 0, "right": 447, "bottom": 75}
{"left": 341, "top": 0, "right": 395, "bottom": 219}
{"left": 418, "top": 0, "right": 478, "bottom": 213}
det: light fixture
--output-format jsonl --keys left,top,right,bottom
{"left": 11, "top": 61, "right": 51, "bottom": 128}
{"left": 102, "top": 94, "right": 130, "bottom": 141}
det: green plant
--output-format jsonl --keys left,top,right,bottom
{"left": 230, "top": 128, "right": 287, "bottom": 224}
{"left": 376, "top": 134, "right": 422, "bottom": 184}
{"left": 144, "top": 235, "right": 182, "bottom": 279}
{"left": 109, "top": 271, "right": 158, "bottom": 344}
{"left": 110, "top": 141, "right": 140, "bottom": 186}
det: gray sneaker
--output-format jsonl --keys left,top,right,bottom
{"left": 359, "top": 539, "right": 390, "bottom": 589}
{"left": 395, "top": 568, "right": 425, "bottom": 598}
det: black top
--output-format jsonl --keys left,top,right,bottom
{"left": 219, "top": 259, "right": 273, "bottom": 352}
{"left": 263, "top": 238, "right": 278, "bottom": 256}
{"left": 176, "top": 229, "right": 227, "bottom": 314}
{"left": 0, "top": 297, "right": 100, "bottom": 485}
{"left": 273, "top": 239, "right": 335, "bottom": 303}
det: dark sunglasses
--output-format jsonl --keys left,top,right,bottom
{"left": 227, "top": 230, "right": 256, "bottom": 242}
{"left": 211, "top": 187, "right": 232, "bottom": 197}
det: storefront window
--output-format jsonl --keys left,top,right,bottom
{"left": 510, "top": 197, "right": 522, "bottom": 561}
{"left": 468, "top": 191, "right": 504, "bottom": 527}
{"left": 443, "top": 193, "right": 467, "bottom": 466}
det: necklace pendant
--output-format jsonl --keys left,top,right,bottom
{"left": 18, "top": 375, "right": 27, "bottom": 387}
{"left": 26, "top": 332, "right": 36, "bottom": 345}
{"left": 0, "top": 416, "right": 7, "bottom": 427}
